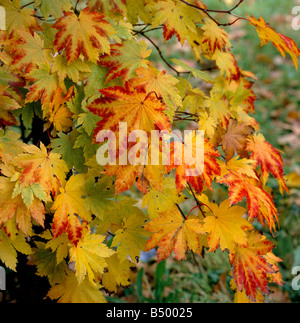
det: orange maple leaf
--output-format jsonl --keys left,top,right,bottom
{"left": 145, "top": 208, "right": 205, "bottom": 261}
{"left": 88, "top": 83, "right": 171, "bottom": 135}
{"left": 246, "top": 133, "right": 289, "bottom": 195}
{"left": 229, "top": 231, "right": 276, "bottom": 302}
{"left": 248, "top": 15, "right": 300, "bottom": 69}
{"left": 0, "top": 177, "right": 45, "bottom": 235}
{"left": 53, "top": 7, "right": 115, "bottom": 64}
{"left": 218, "top": 171, "right": 278, "bottom": 233}
{"left": 168, "top": 137, "right": 221, "bottom": 193}
{"left": 16, "top": 142, "right": 69, "bottom": 198}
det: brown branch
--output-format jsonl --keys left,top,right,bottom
{"left": 175, "top": 203, "right": 187, "bottom": 220}
{"left": 179, "top": 0, "right": 248, "bottom": 26}
{"left": 187, "top": 182, "right": 206, "bottom": 218}
{"left": 140, "top": 32, "right": 181, "bottom": 76}
{"left": 21, "top": 1, "right": 34, "bottom": 9}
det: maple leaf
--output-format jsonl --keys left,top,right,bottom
{"left": 34, "top": 0, "right": 72, "bottom": 19}
{"left": 102, "top": 254, "right": 133, "bottom": 293}
{"left": 248, "top": 15, "right": 300, "bottom": 69}
{"left": 213, "top": 50, "right": 240, "bottom": 81}
{"left": 0, "top": 85, "right": 21, "bottom": 127}
{"left": 48, "top": 87, "right": 74, "bottom": 133}
{"left": 69, "top": 230, "right": 115, "bottom": 284}
{"left": 99, "top": 40, "right": 151, "bottom": 84}
{"left": 105, "top": 163, "right": 166, "bottom": 195}
{"left": 230, "top": 278, "right": 265, "bottom": 304}
{"left": 142, "top": 177, "right": 186, "bottom": 219}
{"left": 16, "top": 142, "right": 68, "bottom": 198}
{"left": 222, "top": 119, "right": 254, "bottom": 162}
{"left": 145, "top": 208, "right": 206, "bottom": 261}
{"left": 44, "top": 231, "right": 69, "bottom": 265}
{"left": 86, "top": 0, "right": 127, "bottom": 19}
{"left": 47, "top": 270, "right": 107, "bottom": 303}
{"left": 168, "top": 137, "right": 221, "bottom": 193}
{"left": 202, "top": 199, "right": 253, "bottom": 253}
{"left": 218, "top": 156, "right": 258, "bottom": 180}
{"left": 201, "top": 19, "right": 231, "bottom": 54}
{"left": 53, "top": 8, "right": 115, "bottom": 64}
{"left": 0, "top": 130, "right": 24, "bottom": 163}
{"left": 129, "top": 65, "right": 182, "bottom": 120}
{"left": 0, "top": 176, "right": 45, "bottom": 235}
{"left": 51, "top": 130, "right": 87, "bottom": 173}
{"left": 205, "top": 89, "right": 232, "bottom": 129}
{"left": 51, "top": 174, "right": 91, "bottom": 245}
{"left": 88, "top": 83, "right": 171, "bottom": 135}
{"left": 149, "top": 0, "right": 203, "bottom": 45}
{"left": 111, "top": 211, "right": 149, "bottom": 263}
{"left": 51, "top": 55, "right": 91, "bottom": 86}
{"left": 25, "top": 63, "right": 60, "bottom": 107}
{"left": 229, "top": 231, "right": 275, "bottom": 302}
{"left": 28, "top": 240, "right": 69, "bottom": 285}
{"left": 84, "top": 177, "right": 115, "bottom": 219}
{"left": 246, "top": 133, "right": 289, "bottom": 195}
{"left": 218, "top": 171, "right": 278, "bottom": 232}
{"left": 0, "top": 0, "right": 41, "bottom": 36}
{"left": 10, "top": 31, "right": 49, "bottom": 73}
{"left": 0, "top": 228, "right": 32, "bottom": 271}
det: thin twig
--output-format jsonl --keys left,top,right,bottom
{"left": 187, "top": 182, "right": 206, "bottom": 218}
{"left": 140, "top": 32, "right": 181, "bottom": 76}
{"left": 175, "top": 203, "right": 187, "bottom": 220}
{"left": 21, "top": 1, "right": 34, "bottom": 9}
{"left": 179, "top": 0, "right": 248, "bottom": 26}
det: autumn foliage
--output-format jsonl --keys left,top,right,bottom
{"left": 0, "top": 0, "right": 299, "bottom": 303}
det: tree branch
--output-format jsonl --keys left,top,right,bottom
{"left": 179, "top": 0, "right": 248, "bottom": 26}
{"left": 175, "top": 203, "right": 187, "bottom": 220}
{"left": 140, "top": 32, "right": 181, "bottom": 76}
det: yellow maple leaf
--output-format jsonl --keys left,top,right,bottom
{"left": 129, "top": 65, "right": 182, "bottom": 120}
{"left": 111, "top": 211, "right": 149, "bottom": 263}
{"left": 218, "top": 156, "right": 258, "bottom": 180}
{"left": 102, "top": 254, "right": 133, "bottom": 293}
{"left": 51, "top": 174, "right": 91, "bottom": 245}
{"left": 53, "top": 7, "right": 115, "bottom": 64}
{"left": 0, "top": 227, "right": 32, "bottom": 270}
{"left": 47, "top": 270, "right": 107, "bottom": 303}
{"left": 10, "top": 31, "right": 49, "bottom": 73}
{"left": 88, "top": 83, "right": 171, "bottom": 135}
{"left": 203, "top": 199, "right": 253, "bottom": 252}
{"left": 149, "top": 0, "right": 203, "bottom": 45}
{"left": 1, "top": 0, "right": 41, "bottom": 35}
{"left": 48, "top": 87, "right": 74, "bottom": 133}
{"left": 142, "top": 177, "right": 186, "bottom": 219}
{"left": 69, "top": 231, "right": 115, "bottom": 284}
{"left": 201, "top": 19, "right": 231, "bottom": 54}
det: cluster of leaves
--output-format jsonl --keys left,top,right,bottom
{"left": 0, "top": 0, "right": 299, "bottom": 303}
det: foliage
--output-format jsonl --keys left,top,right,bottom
{"left": 0, "top": 0, "right": 299, "bottom": 303}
